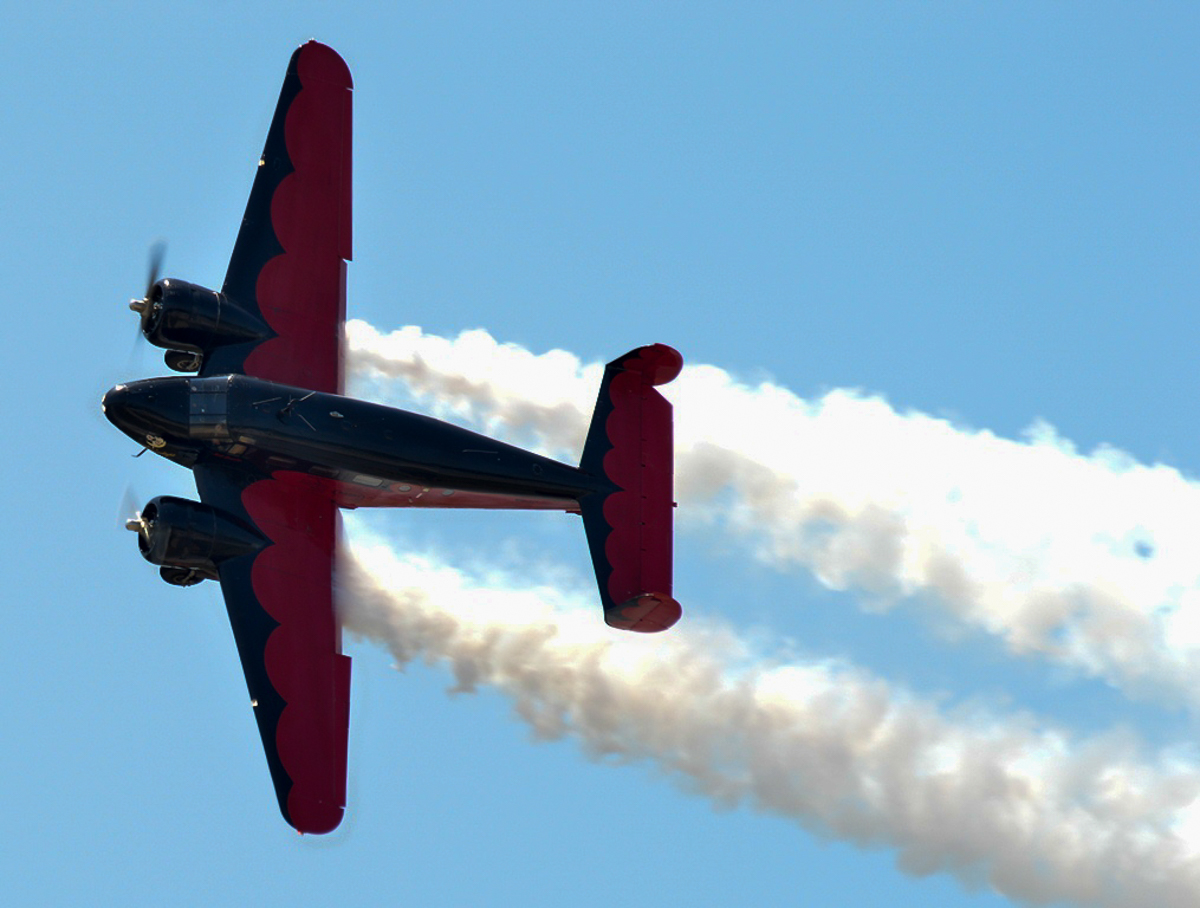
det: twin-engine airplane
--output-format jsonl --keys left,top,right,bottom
{"left": 102, "top": 42, "right": 682, "bottom": 835}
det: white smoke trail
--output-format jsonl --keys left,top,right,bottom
{"left": 346, "top": 321, "right": 1200, "bottom": 707}
{"left": 340, "top": 530, "right": 1200, "bottom": 908}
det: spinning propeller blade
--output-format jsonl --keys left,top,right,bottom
{"left": 129, "top": 241, "right": 166, "bottom": 333}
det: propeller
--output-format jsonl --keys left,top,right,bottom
{"left": 128, "top": 241, "right": 166, "bottom": 334}
{"left": 119, "top": 485, "right": 150, "bottom": 544}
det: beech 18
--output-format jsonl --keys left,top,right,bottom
{"left": 102, "top": 41, "right": 682, "bottom": 835}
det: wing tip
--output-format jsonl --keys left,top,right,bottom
{"left": 295, "top": 40, "right": 354, "bottom": 90}
{"left": 287, "top": 795, "right": 345, "bottom": 835}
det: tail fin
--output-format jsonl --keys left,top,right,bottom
{"left": 580, "top": 344, "right": 683, "bottom": 633}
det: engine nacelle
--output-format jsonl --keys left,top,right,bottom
{"left": 142, "top": 279, "right": 268, "bottom": 354}
{"left": 133, "top": 496, "right": 266, "bottom": 581}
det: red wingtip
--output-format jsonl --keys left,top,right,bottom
{"left": 288, "top": 795, "right": 344, "bottom": 835}
{"left": 297, "top": 41, "right": 353, "bottom": 90}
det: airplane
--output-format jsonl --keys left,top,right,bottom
{"left": 101, "top": 41, "right": 682, "bottom": 835}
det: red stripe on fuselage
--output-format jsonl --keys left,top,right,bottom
{"left": 270, "top": 470, "right": 580, "bottom": 512}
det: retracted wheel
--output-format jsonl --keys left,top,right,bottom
{"left": 160, "top": 565, "right": 205, "bottom": 587}
{"left": 165, "top": 349, "right": 203, "bottom": 372}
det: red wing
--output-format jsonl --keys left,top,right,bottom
{"left": 194, "top": 464, "right": 350, "bottom": 834}
{"left": 201, "top": 41, "right": 352, "bottom": 394}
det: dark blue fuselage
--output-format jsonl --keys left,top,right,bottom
{"left": 102, "top": 375, "right": 604, "bottom": 509}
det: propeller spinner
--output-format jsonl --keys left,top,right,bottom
{"left": 119, "top": 486, "right": 150, "bottom": 542}
{"left": 128, "top": 241, "right": 166, "bottom": 332}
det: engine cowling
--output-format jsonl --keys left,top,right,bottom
{"left": 142, "top": 279, "right": 268, "bottom": 354}
{"left": 132, "top": 496, "right": 266, "bottom": 582}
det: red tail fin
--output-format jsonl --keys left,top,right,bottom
{"left": 580, "top": 344, "right": 683, "bottom": 632}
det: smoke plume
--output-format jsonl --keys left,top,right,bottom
{"left": 346, "top": 321, "right": 1200, "bottom": 707}
{"left": 341, "top": 532, "right": 1200, "bottom": 908}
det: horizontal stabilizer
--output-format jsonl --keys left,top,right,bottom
{"left": 580, "top": 344, "right": 683, "bottom": 632}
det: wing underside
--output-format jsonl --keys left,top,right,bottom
{"left": 195, "top": 465, "right": 350, "bottom": 834}
{"left": 201, "top": 40, "right": 352, "bottom": 393}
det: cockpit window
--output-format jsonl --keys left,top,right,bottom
{"left": 189, "top": 377, "right": 230, "bottom": 437}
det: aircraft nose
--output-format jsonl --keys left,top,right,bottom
{"left": 101, "top": 384, "right": 128, "bottom": 421}
{"left": 100, "top": 377, "right": 190, "bottom": 447}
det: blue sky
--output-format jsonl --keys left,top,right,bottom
{"left": 6, "top": 3, "right": 1200, "bottom": 906}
